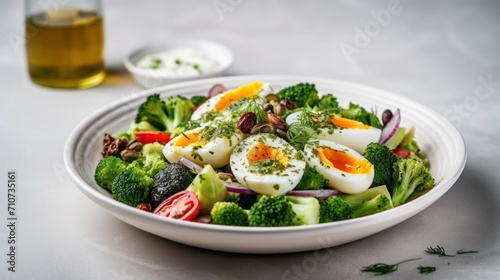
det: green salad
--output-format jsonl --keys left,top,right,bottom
{"left": 94, "top": 81, "right": 433, "bottom": 227}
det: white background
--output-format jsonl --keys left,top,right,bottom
{"left": 1, "top": 0, "right": 499, "bottom": 279}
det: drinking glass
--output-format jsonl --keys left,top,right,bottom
{"left": 25, "top": 0, "right": 105, "bottom": 89}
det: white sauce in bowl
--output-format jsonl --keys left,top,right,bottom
{"left": 136, "top": 48, "right": 222, "bottom": 77}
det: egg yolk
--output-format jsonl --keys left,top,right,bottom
{"left": 246, "top": 142, "right": 289, "bottom": 168}
{"left": 317, "top": 147, "right": 372, "bottom": 174}
{"left": 215, "top": 81, "right": 263, "bottom": 112}
{"left": 174, "top": 132, "right": 204, "bottom": 147}
{"left": 331, "top": 116, "right": 371, "bottom": 129}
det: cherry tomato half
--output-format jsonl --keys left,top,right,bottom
{"left": 393, "top": 147, "right": 411, "bottom": 159}
{"left": 153, "top": 190, "right": 200, "bottom": 221}
{"left": 134, "top": 131, "right": 171, "bottom": 144}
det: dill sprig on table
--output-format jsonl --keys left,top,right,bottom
{"left": 456, "top": 249, "right": 479, "bottom": 254}
{"left": 425, "top": 245, "right": 455, "bottom": 257}
{"left": 417, "top": 266, "right": 436, "bottom": 274}
{"left": 360, "top": 258, "right": 421, "bottom": 275}
{"left": 362, "top": 246, "right": 479, "bottom": 276}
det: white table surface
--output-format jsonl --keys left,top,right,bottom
{"left": 1, "top": 1, "right": 499, "bottom": 279}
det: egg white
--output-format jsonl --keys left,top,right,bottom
{"left": 190, "top": 90, "right": 223, "bottom": 121}
{"left": 286, "top": 111, "right": 381, "bottom": 153}
{"left": 257, "top": 83, "right": 275, "bottom": 100}
{"left": 163, "top": 126, "right": 244, "bottom": 168}
{"left": 304, "top": 140, "right": 374, "bottom": 194}
{"left": 230, "top": 134, "right": 306, "bottom": 195}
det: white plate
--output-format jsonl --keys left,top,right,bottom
{"left": 63, "top": 75, "right": 466, "bottom": 254}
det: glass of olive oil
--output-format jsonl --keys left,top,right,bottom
{"left": 25, "top": 0, "right": 105, "bottom": 89}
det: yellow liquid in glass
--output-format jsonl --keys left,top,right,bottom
{"left": 26, "top": 9, "right": 105, "bottom": 89}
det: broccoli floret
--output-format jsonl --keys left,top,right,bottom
{"left": 135, "top": 94, "right": 194, "bottom": 132}
{"left": 226, "top": 193, "right": 258, "bottom": 209}
{"left": 408, "top": 151, "right": 430, "bottom": 167}
{"left": 94, "top": 156, "right": 128, "bottom": 192}
{"left": 248, "top": 195, "right": 298, "bottom": 227}
{"left": 392, "top": 158, "right": 434, "bottom": 206}
{"left": 277, "top": 83, "right": 320, "bottom": 108}
{"left": 313, "top": 93, "right": 341, "bottom": 112}
{"left": 363, "top": 142, "right": 398, "bottom": 190}
{"left": 294, "top": 164, "right": 326, "bottom": 190}
{"left": 340, "top": 185, "right": 394, "bottom": 218}
{"left": 186, "top": 165, "right": 228, "bottom": 215}
{"left": 190, "top": 95, "right": 207, "bottom": 107}
{"left": 112, "top": 166, "right": 153, "bottom": 207}
{"left": 284, "top": 196, "right": 320, "bottom": 225}
{"left": 136, "top": 142, "right": 167, "bottom": 177}
{"left": 339, "top": 102, "right": 382, "bottom": 129}
{"left": 171, "top": 120, "right": 201, "bottom": 138}
{"left": 163, "top": 95, "right": 195, "bottom": 132}
{"left": 319, "top": 196, "right": 353, "bottom": 223}
{"left": 149, "top": 163, "right": 197, "bottom": 209}
{"left": 319, "top": 186, "right": 393, "bottom": 222}
{"left": 211, "top": 202, "right": 249, "bottom": 226}
{"left": 135, "top": 94, "right": 169, "bottom": 131}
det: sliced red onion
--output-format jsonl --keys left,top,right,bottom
{"left": 223, "top": 181, "right": 257, "bottom": 194}
{"left": 288, "top": 189, "right": 340, "bottom": 198}
{"left": 207, "top": 84, "right": 227, "bottom": 99}
{"left": 379, "top": 108, "right": 401, "bottom": 145}
{"left": 178, "top": 156, "right": 203, "bottom": 172}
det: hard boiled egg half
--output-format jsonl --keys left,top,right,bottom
{"left": 304, "top": 140, "right": 374, "bottom": 194}
{"left": 190, "top": 81, "right": 272, "bottom": 120}
{"left": 163, "top": 125, "right": 244, "bottom": 168}
{"left": 230, "top": 134, "right": 306, "bottom": 195}
{"left": 286, "top": 111, "right": 381, "bottom": 153}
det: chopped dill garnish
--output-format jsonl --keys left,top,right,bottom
{"left": 200, "top": 120, "right": 238, "bottom": 143}
{"left": 192, "top": 64, "right": 202, "bottom": 74}
{"left": 286, "top": 123, "right": 314, "bottom": 151}
{"left": 297, "top": 110, "right": 335, "bottom": 132}
{"left": 147, "top": 58, "right": 163, "bottom": 69}
{"left": 226, "top": 97, "right": 268, "bottom": 123}
{"left": 248, "top": 159, "right": 286, "bottom": 174}
{"left": 173, "top": 58, "right": 203, "bottom": 74}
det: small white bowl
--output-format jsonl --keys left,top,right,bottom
{"left": 124, "top": 40, "right": 234, "bottom": 88}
